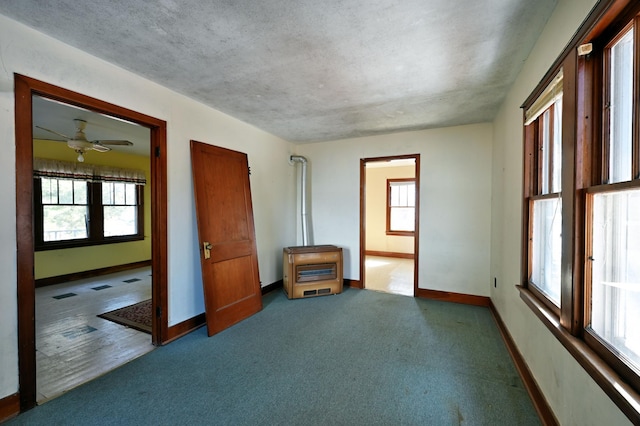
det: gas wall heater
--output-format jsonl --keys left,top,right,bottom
{"left": 283, "top": 245, "right": 343, "bottom": 299}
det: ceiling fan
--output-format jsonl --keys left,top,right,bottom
{"left": 36, "top": 119, "right": 133, "bottom": 162}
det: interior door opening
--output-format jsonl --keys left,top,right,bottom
{"left": 360, "top": 155, "right": 420, "bottom": 296}
{"left": 32, "top": 95, "right": 154, "bottom": 403}
{"left": 15, "top": 75, "right": 168, "bottom": 411}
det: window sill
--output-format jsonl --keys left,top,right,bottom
{"left": 385, "top": 231, "right": 415, "bottom": 237}
{"left": 35, "top": 235, "right": 144, "bottom": 252}
{"left": 518, "top": 285, "right": 640, "bottom": 423}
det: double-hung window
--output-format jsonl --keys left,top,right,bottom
{"left": 524, "top": 71, "right": 563, "bottom": 309}
{"left": 387, "top": 178, "right": 415, "bottom": 235}
{"left": 33, "top": 158, "right": 145, "bottom": 250}
{"left": 584, "top": 18, "right": 640, "bottom": 390}
{"left": 520, "top": 3, "right": 640, "bottom": 420}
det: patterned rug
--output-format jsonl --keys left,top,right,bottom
{"left": 98, "top": 299, "right": 152, "bottom": 334}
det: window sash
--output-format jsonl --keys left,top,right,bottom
{"left": 606, "top": 27, "right": 634, "bottom": 184}
{"left": 586, "top": 186, "right": 640, "bottom": 375}
{"left": 530, "top": 196, "right": 562, "bottom": 306}
{"left": 387, "top": 179, "right": 415, "bottom": 234}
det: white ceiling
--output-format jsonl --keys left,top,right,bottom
{"left": 1, "top": 0, "right": 556, "bottom": 143}
{"left": 32, "top": 95, "right": 151, "bottom": 157}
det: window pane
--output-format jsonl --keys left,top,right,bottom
{"left": 104, "top": 206, "right": 137, "bottom": 237}
{"left": 73, "top": 181, "right": 87, "bottom": 204}
{"left": 609, "top": 28, "right": 633, "bottom": 183}
{"left": 43, "top": 205, "right": 88, "bottom": 241}
{"left": 103, "top": 182, "right": 114, "bottom": 205}
{"left": 114, "top": 183, "right": 126, "bottom": 204}
{"left": 531, "top": 197, "right": 562, "bottom": 305}
{"left": 390, "top": 207, "right": 414, "bottom": 232}
{"left": 57, "top": 180, "right": 74, "bottom": 204}
{"left": 41, "top": 178, "right": 56, "bottom": 204}
{"left": 125, "top": 184, "right": 136, "bottom": 205}
{"left": 590, "top": 189, "right": 640, "bottom": 369}
{"left": 541, "top": 109, "right": 551, "bottom": 194}
{"left": 552, "top": 97, "right": 562, "bottom": 193}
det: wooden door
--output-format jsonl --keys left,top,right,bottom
{"left": 190, "top": 141, "right": 262, "bottom": 336}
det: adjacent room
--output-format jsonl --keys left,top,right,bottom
{"left": 1, "top": 1, "right": 639, "bottom": 425}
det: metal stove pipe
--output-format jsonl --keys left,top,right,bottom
{"left": 290, "top": 155, "right": 310, "bottom": 246}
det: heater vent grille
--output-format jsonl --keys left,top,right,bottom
{"left": 296, "top": 263, "right": 337, "bottom": 282}
{"left": 283, "top": 245, "right": 343, "bottom": 299}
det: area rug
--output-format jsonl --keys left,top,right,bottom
{"left": 98, "top": 299, "right": 152, "bottom": 334}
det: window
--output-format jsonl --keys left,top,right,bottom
{"left": 524, "top": 71, "right": 563, "bottom": 308}
{"left": 386, "top": 178, "right": 415, "bottom": 235}
{"left": 102, "top": 182, "right": 139, "bottom": 237}
{"left": 520, "top": 3, "right": 640, "bottom": 421}
{"left": 33, "top": 159, "right": 145, "bottom": 250}
{"left": 583, "top": 18, "right": 640, "bottom": 390}
{"left": 41, "top": 177, "right": 89, "bottom": 241}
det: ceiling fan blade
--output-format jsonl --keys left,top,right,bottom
{"left": 91, "top": 143, "right": 112, "bottom": 153}
{"left": 36, "top": 137, "right": 68, "bottom": 143}
{"left": 35, "top": 125, "right": 71, "bottom": 140}
{"left": 92, "top": 140, "right": 133, "bottom": 146}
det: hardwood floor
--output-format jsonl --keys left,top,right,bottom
{"left": 35, "top": 267, "right": 155, "bottom": 403}
{"left": 364, "top": 255, "right": 414, "bottom": 296}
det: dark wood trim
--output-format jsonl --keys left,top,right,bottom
{"left": 413, "top": 155, "right": 421, "bottom": 298}
{"left": 35, "top": 260, "right": 152, "bottom": 288}
{"left": 521, "top": 0, "right": 635, "bottom": 109}
{"left": 261, "top": 280, "right": 283, "bottom": 295}
{"left": 519, "top": 285, "right": 640, "bottom": 424}
{"left": 165, "top": 313, "right": 206, "bottom": 343}
{"left": 489, "top": 302, "right": 559, "bottom": 426}
{"left": 15, "top": 74, "right": 168, "bottom": 412}
{"left": 15, "top": 74, "right": 36, "bottom": 412}
{"left": 364, "top": 250, "right": 414, "bottom": 259}
{"left": 150, "top": 103, "right": 168, "bottom": 347}
{"left": 0, "top": 393, "right": 20, "bottom": 423}
{"left": 561, "top": 52, "right": 581, "bottom": 334}
{"left": 416, "top": 288, "right": 490, "bottom": 307}
{"left": 359, "top": 158, "right": 366, "bottom": 295}
{"left": 344, "top": 278, "right": 362, "bottom": 289}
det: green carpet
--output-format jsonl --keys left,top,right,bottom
{"left": 9, "top": 288, "right": 540, "bottom": 425}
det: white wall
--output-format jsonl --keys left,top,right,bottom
{"left": 0, "top": 15, "right": 296, "bottom": 400}
{"left": 365, "top": 164, "right": 415, "bottom": 254}
{"left": 490, "top": 0, "right": 632, "bottom": 424}
{"left": 296, "top": 123, "right": 492, "bottom": 296}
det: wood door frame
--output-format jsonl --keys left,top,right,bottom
{"left": 15, "top": 74, "right": 168, "bottom": 411}
{"left": 359, "top": 154, "right": 420, "bottom": 295}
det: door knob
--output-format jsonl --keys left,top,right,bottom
{"left": 203, "top": 242, "right": 212, "bottom": 259}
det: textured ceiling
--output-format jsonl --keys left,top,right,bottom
{"left": 0, "top": 0, "right": 556, "bottom": 143}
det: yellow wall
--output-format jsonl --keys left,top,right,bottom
{"left": 33, "top": 139, "right": 151, "bottom": 279}
{"left": 365, "top": 164, "right": 415, "bottom": 254}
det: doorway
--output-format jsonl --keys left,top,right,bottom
{"left": 359, "top": 155, "right": 420, "bottom": 296}
{"left": 15, "top": 75, "right": 168, "bottom": 411}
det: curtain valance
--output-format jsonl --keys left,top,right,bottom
{"left": 33, "top": 158, "right": 146, "bottom": 185}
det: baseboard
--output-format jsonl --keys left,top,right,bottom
{"left": 416, "top": 288, "right": 490, "bottom": 307}
{"left": 0, "top": 393, "right": 20, "bottom": 423}
{"left": 364, "top": 250, "right": 414, "bottom": 259}
{"left": 344, "top": 278, "right": 362, "bottom": 289}
{"left": 489, "top": 301, "right": 558, "bottom": 426}
{"left": 35, "top": 260, "right": 152, "bottom": 288}
{"left": 164, "top": 279, "right": 285, "bottom": 342}
{"left": 165, "top": 313, "right": 206, "bottom": 343}
{"left": 262, "top": 280, "right": 283, "bottom": 295}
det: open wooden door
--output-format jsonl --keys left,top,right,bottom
{"left": 190, "top": 141, "right": 262, "bottom": 336}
